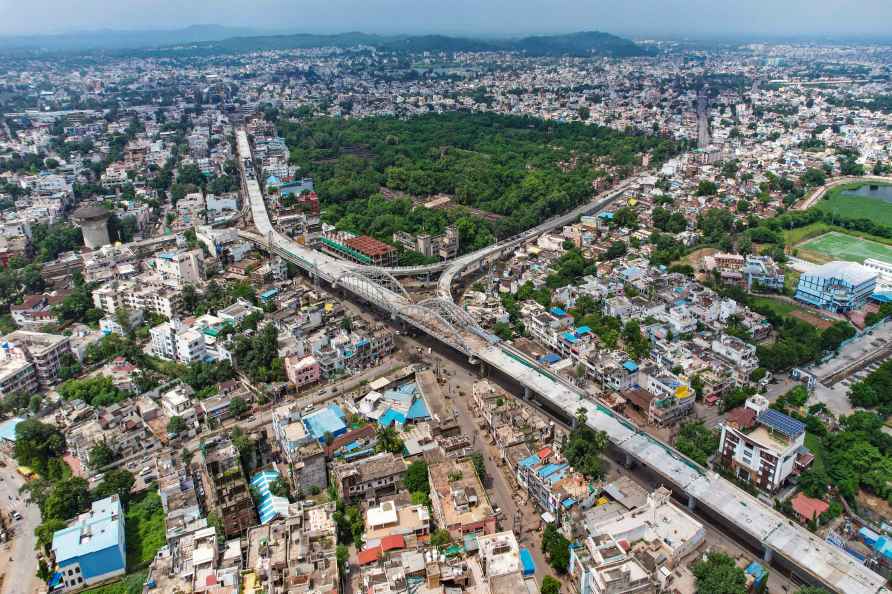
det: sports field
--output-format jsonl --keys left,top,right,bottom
{"left": 798, "top": 231, "right": 892, "bottom": 265}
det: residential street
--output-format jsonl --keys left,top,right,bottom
{"left": 0, "top": 455, "right": 41, "bottom": 594}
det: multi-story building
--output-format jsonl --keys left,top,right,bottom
{"left": 92, "top": 277, "right": 182, "bottom": 319}
{"left": 710, "top": 333, "right": 759, "bottom": 380}
{"left": 428, "top": 458, "right": 496, "bottom": 540}
{"left": 198, "top": 437, "right": 257, "bottom": 537}
{"left": 393, "top": 225, "right": 459, "bottom": 260}
{"left": 0, "top": 355, "right": 38, "bottom": 397}
{"left": 742, "top": 255, "right": 785, "bottom": 291}
{"left": 332, "top": 452, "right": 406, "bottom": 503}
{"left": 864, "top": 258, "right": 892, "bottom": 292}
{"left": 51, "top": 495, "right": 126, "bottom": 592}
{"left": 151, "top": 249, "right": 206, "bottom": 289}
{"left": 794, "top": 261, "right": 877, "bottom": 313}
{"left": 150, "top": 319, "right": 208, "bottom": 364}
{"left": 626, "top": 365, "right": 694, "bottom": 425}
{"left": 284, "top": 354, "right": 320, "bottom": 389}
{"left": 719, "top": 395, "right": 812, "bottom": 492}
{"left": 3, "top": 330, "right": 72, "bottom": 387}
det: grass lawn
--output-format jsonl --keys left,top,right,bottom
{"left": 798, "top": 231, "right": 892, "bottom": 265}
{"left": 124, "top": 491, "right": 166, "bottom": 570}
{"left": 805, "top": 432, "right": 827, "bottom": 475}
{"left": 815, "top": 182, "right": 892, "bottom": 222}
{"left": 750, "top": 296, "right": 802, "bottom": 317}
{"left": 82, "top": 572, "right": 147, "bottom": 594}
{"left": 783, "top": 268, "right": 801, "bottom": 296}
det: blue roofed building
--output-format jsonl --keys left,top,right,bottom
{"left": 51, "top": 495, "right": 126, "bottom": 591}
{"left": 794, "top": 260, "right": 877, "bottom": 313}
{"left": 303, "top": 404, "right": 348, "bottom": 442}
{"left": 251, "top": 469, "right": 291, "bottom": 524}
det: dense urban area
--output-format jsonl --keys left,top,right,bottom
{"left": 0, "top": 29, "right": 891, "bottom": 594}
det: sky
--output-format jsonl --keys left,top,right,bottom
{"left": 2, "top": 0, "right": 892, "bottom": 39}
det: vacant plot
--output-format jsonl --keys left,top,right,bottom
{"left": 798, "top": 231, "right": 892, "bottom": 265}
{"left": 816, "top": 183, "right": 892, "bottom": 222}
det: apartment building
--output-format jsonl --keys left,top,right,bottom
{"left": 428, "top": 458, "right": 496, "bottom": 540}
{"left": 332, "top": 452, "right": 407, "bottom": 503}
{"left": 719, "top": 395, "right": 812, "bottom": 492}
{"left": 152, "top": 249, "right": 206, "bottom": 289}
{"left": 150, "top": 319, "right": 208, "bottom": 364}
{"left": 93, "top": 277, "right": 182, "bottom": 319}
{"left": 198, "top": 437, "right": 257, "bottom": 537}
{"left": 3, "top": 330, "right": 72, "bottom": 387}
{"left": 393, "top": 225, "right": 459, "bottom": 260}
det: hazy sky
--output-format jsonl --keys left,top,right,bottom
{"left": 3, "top": 0, "right": 892, "bottom": 38}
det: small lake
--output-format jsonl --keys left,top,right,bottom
{"left": 842, "top": 184, "right": 892, "bottom": 203}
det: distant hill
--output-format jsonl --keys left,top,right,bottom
{"left": 0, "top": 24, "right": 266, "bottom": 52}
{"left": 143, "top": 29, "right": 649, "bottom": 58}
{"left": 0, "top": 27, "right": 649, "bottom": 58}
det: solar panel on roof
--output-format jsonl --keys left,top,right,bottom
{"left": 757, "top": 409, "right": 805, "bottom": 439}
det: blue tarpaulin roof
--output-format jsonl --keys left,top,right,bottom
{"left": 0, "top": 417, "right": 24, "bottom": 442}
{"left": 562, "top": 332, "right": 578, "bottom": 343}
{"left": 520, "top": 548, "right": 535, "bottom": 576}
{"left": 550, "top": 307, "right": 567, "bottom": 316}
{"left": 576, "top": 325, "right": 591, "bottom": 335}
{"left": 520, "top": 454, "right": 540, "bottom": 468}
{"left": 407, "top": 398, "right": 430, "bottom": 420}
{"left": 540, "top": 353, "right": 561, "bottom": 365}
{"left": 303, "top": 405, "right": 348, "bottom": 440}
{"left": 251, "top": 470, "right": 290, "bottom": 524}
{"left": 623, "top": 360, "right": 638, "bottom": 372}
{"left": 378, "top": 408, "right": 406, "bottom": 428}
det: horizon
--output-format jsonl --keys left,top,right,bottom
{"left": 2, "top": 0, "right": 892, "bottom": 40}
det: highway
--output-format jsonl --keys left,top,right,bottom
{"left": 236, "top": 129, "right": 888, "bottom": 594}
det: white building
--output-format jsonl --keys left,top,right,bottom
{"left": 150, "top": 319, "right": 208, "bottom": 364}
{"left": 863, "top": 258, "right": 892, "bottom": 292}
{"left": 719, "top": 395, "right": 810, "bottom": 492}
{"left": 152, "top": 249, "right": 205, "bottom": 289}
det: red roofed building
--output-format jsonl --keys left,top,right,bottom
{"left": 790, "top": 492, "right": 830, "bottom": 524}
{"left": 344, "top": 236, "right": 397, "bottom": 267}
{"left": 379, "top": 534, "right": 405, "bottom": 552}
{"left": 357, "top": 547, "right": 382, "bottom": 566}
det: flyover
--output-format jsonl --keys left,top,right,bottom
{"left": 236, "top": 129, "right": 887, "bottom": 593}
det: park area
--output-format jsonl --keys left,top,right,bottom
{"left": 797, "top": 231, "right": 892, "bottom": 265}
{"left": 815, "top": 182, "right": 892, "bottom": 222}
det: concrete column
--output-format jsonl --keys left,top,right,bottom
{"left": 523, "top": 386, "right": 530, "bottom": 401}
{"left": 762, "top": 547, "right": 773, "bottom": 563}
{"left": 687, "top": 495, "right": 696, "bottom": 512}
{"left": 624, "top": 452, "right": 633, "bottom": 469}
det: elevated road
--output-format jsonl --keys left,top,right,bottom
{"left": 236, "top": 129, "right": 887, "bottom": 594}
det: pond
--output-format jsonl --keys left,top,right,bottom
{"left": 842, "top": 184, "right": 892, "bottom": 203}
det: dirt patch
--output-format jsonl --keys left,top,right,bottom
{"left": 789, "top": 309, "right": 834, "bottom": 330}
{"left": 857, "top": 490, "right": 892, "bottom": 525}
{"left": 678, "top": 247, "right": 719, "bottom": 271}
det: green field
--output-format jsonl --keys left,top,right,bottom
{"left": 816, "top": 183, "right": 892, "bottom": 222}
{"left": 798, "top": 231, "right": 892, "bottom": 265}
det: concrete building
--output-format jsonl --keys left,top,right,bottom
{"left": 428, "top": 458, "right": 496, "bottom": 540}
{"left": 284, "top": 354, "right": 321, "bottom": 389}
{"left": 2, "top": 330, "right": 72, "bottom": 387}
{"left": 72, "top": 205, "right": 111, "bottom": 250}
{"left": 863, "top": 258, "right": 892, "bottom": 291}
{"left": 150, "top": 319, "right": 208, "bottom": 364}
{"left": 794, "top": 260, "right": 877, "bottom": 312}
{"left": 51, "top": 495, "right": 126, "bottom": 592}
{"left": 332, "top": 452, "right": 406, "bottom": 503}
{"left": 319, "top": 233, "right": 397, "bottom": 267}
{"left": 198, "top": 437, "right": 257, "bottom": 537}
{"left": 393, "top": 225, "right": 459, "bottom": 260}
{"left": 719, "top": 395, "right": 811, "bottom": 492}
{"left": 152, "top": 249, "right": 206, "bottom": 289}
{"left": 0, "top": 355, "right": 38, "bottom": 397}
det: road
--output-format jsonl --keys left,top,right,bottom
{"left": 0, "top": 455, "right": 41, "bottom": 594}
{"left": 424, "top": 349, "right": 557, "bottom": 587}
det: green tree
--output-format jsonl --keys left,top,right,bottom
{"left": 431, "top": 529, "right": 451, "bottom": 549}
{"left": 89, "top": 440, "right": 118, "bottom": 469}
{"left": 691, "top": 552, "right": 747, "bottom": 594}
{"left": 166, "top": 416, "right": 187, "bottom": 435}
{"left": 542, "top": 523, "right": 570, "bottom": 573}
{"left": 14, "top": 419, "right": 66, "bottom": 477}
{"left": 229, "top": 396, "right": 249, "bottom": 418}
{"left": 35, "top": 518, "right": 67, "bottom": 553}
{"left": 93, "top": 469, "right": 136, "bottom": 507}
{"left": 541, "top": 576, "right": 561, "bottom": 594}
{"left": 404, "top": 460, "right": 430, "bottom": 495}
{"left": 470, "top": 452, "right": 486, "bottom": 481}
{"left": 375, "top": 425, "right": 404, "bottom": 454}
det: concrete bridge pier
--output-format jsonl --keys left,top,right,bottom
{"left": 624, "top": 452, "right": 634, "bottom": 469}
{"left": 687, "top": 495, "right": 696, "bottom": 512}
{"left": 762, "top": 547, "right": 773, "bottom": 563}
{"left": 523, "top": 386, "right": 531, "bottom": 401}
